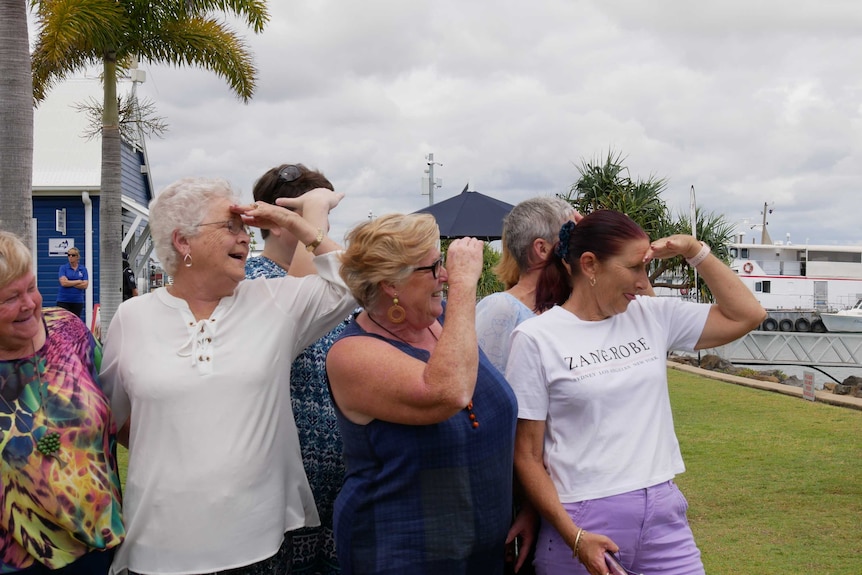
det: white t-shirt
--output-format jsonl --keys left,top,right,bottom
{"left": 506, "top": 296, "right": 709, "bottom": 503}
{"left": 102, "top": 252, "right": 356, "bottom": 575}
{"left": 476, "top": 292, "right": 536, "bottom": 374}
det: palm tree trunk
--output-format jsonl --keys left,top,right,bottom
{"left": 0, "top": 0, "right": 34, "bottom": 242}
{"left": 100, "top": 54, "right": 123, "bottom": 337}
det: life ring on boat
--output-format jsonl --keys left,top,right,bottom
{"left": 743, "top": 262, "right": 754, "bottom": 274}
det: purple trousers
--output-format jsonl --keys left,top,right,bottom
{"left": 534, "top": 481, "right": 705, "bottom": 575}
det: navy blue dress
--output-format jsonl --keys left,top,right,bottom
{"left": 329, "top": 312, "right": 517, "bottom": 575}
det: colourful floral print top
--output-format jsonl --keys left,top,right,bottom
{"left": 0, "top": 307, "right": 124, "bottom": 572}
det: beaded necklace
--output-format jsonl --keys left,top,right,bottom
{"left": 0, "top": 339, "right": 64, "bottom": 463}
{"left": 366, "top": 313, "right": 479, "bottom": 429}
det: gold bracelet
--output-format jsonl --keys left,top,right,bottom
{"left": 572, "top": 527, "right": 586, "bottom": 561}
{"left": 305, "top": 228, "right": 325, "bottom": 252}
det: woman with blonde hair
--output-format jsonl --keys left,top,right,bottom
{"left": 327, "top": 213, "right": 517, "bottom": 574}
{"left": 0, "top": 231, "right": 123, "bottom": 573}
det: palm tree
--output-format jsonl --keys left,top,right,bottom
{"left": 564, "top": 150, "right": 735, "bottom": 296}
{"left": 30, "top": 0, "right": 269, "bottom": 334}
{"left": 565, "top": 150, "right": 670, "bottom": 241}
{"left": 0, "top": 0, "right": 33, "bottom": 242}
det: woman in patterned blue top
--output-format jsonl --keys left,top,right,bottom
{"left": 327, "top": 214, "right": 517, "bottom": 575}
{"left": 246, "top": 163, "right": 348, "bottom": 575}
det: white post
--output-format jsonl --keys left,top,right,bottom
{"left": 690, "top": 185, "right": 699, "bottom": 303}
{"left": 423, "top": 153, "right": 442, "bottom": 206}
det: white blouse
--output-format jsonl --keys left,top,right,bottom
{"left": 102, "top": 252, "right": 356, "bottom": 574}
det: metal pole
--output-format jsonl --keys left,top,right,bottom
{"left": 690, "top": 185, "right": 699, "bottom": 303}
{"left": 690, "top": 185, "right": 701, "bottom": 366}
{"left": 427, "top": 153, "right": 435, "bottom": 205}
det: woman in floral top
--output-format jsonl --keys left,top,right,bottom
{"left": 0, "top": 231, "right": 123, "bottom": 574}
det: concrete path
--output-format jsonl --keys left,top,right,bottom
{"left": 667, "top": 360, "right": 862, "bottom": 412}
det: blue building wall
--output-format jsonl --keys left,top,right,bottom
{"left": 121, "top": 141, "right": 151, "bottom": 206}
{"left": 33, "top": 195, "right": 101, "bottom": 307}
{"left": 33, "top": 141, "right": 152, "bottom": 313}
{"left": 120, "top": 142, "right": 152, "bottom": 251}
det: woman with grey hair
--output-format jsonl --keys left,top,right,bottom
{"left": 476, "top": 196, "right": 575, "bottom": 374}
{"left": 101, "top": 177, "right": 356, "bottom": 575}
{"left": 473, "top": 196, "right": 575, "bottom": 574}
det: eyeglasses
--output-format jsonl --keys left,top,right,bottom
{"left": 197, "top": 218, "right": 248, "bottom": 235}
{"left": 278, "top": 165, "right": 302, "bottom": 183}
{"left": 67, "top": 253, "right": 79, "bottom": 257}
{"left": 413, "top": 257, "right": 444, "bottom": 279}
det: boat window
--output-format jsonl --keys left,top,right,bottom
{"left": 740, "top": 248, "right": 749, "bottom": 258}
{"left": 729, "top": 248, "right": 738, "bottom": 258}
{"left": 762, "top": 280, "right": 771, "bottom": 293}
{"left": 807, "top": 250, "right": 862, "bottom": 263}
{"left": 755, "top": 282, "right": 762, "bottom": 292}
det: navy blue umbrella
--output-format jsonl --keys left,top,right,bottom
{"left": 414, "top": 185, "right": 514, "bottom": 241}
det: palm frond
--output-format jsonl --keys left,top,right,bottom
{"left": 183, "top": 0, "right": 269, "bottom": 33}
{"left": 137, "top": 16, "right": 258, "bottom": 101}
{"left": 30, "top": 0, "right": 128, "bottom": 101}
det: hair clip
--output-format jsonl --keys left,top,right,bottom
{"left": 555, "top": 220, "right": 576, "bottom": 259}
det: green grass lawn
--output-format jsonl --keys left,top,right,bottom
{"left": 670, "top": 370, "right": 862, "bottom": 574}
{"left": 115, "top": 371, "right": 862, "bottom": 574}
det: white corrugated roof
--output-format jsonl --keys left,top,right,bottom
{"left": 32, "top": 77, "right": 105, "bottom": 190}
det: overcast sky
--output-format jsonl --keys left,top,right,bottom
{"left": 41, "top": 0, "right": 862, "bottom": 246}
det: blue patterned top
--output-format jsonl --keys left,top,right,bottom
{"left": 330, "top": 309, "right": 517, "bottom": 575}
{"left": 245, "top": 255, "right": 348, "bottom": 574}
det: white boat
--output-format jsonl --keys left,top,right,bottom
{"left": 727, "top": 234, "right": 862, "bottom": 332}
{"left": 818, "top": 299, "right": 862, "bottom": 333}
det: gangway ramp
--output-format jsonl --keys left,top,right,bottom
{"left": 702, "top": 331, "right": 862, "bottom": 369}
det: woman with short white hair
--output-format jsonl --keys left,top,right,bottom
{"left": 102, "top": 176, "right": 356, "bottom": 575}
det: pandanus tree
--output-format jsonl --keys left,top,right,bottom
{"left": 563, "top": 150, "right": 734, "bottom": 296}
{"left": 30, "top": 0, "right": 269, "bottom": 334}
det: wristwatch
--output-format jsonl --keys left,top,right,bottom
{"left": 306, "top": 228, "right": 325, "bottom": 252}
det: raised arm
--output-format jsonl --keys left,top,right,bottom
{"left": 327, "top": 237, "right": 485, "bottom": 425}
{"left": 236, "top": 187, "right": 345, "bottom": 256}
{"left": 645, "top": 235, "right": 766, "bottom": 349}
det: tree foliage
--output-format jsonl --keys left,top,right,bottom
{"left": 441, "top": 239, "right": 504, "bottom": 300}
{"left": 73, "top": 94, "right": 169, "bottom": 142}
{"left": 30, "top": 0, "right": 269, "bottom": 334}
{"left": 563, "top": 149, "right": 735, "bottom": 297}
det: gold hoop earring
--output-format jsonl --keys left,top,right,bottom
{"left": 183, "top": 253, "right": 193, "bottom": 268}
{"left": 387, "top": 295, "right": 406, "bottom": 324}
{"left": 589, "top": 276, "right": 596, "bottom": 287}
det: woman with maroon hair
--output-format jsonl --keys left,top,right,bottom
{"left": 507, "top": 210, "right": 764, "bottom": 575}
